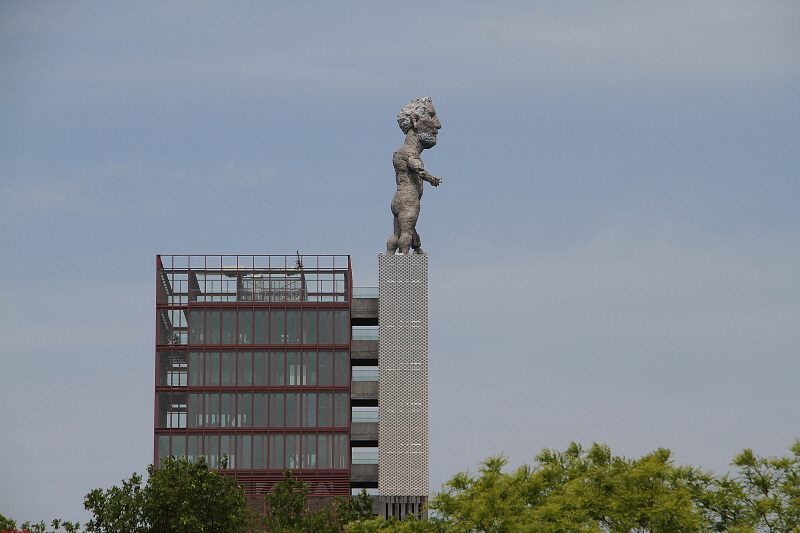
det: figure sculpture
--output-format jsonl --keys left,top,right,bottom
{"left": 386, "top": 96, "right": 442, "bottom": 255}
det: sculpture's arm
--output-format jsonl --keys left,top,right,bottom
{"left": 409, "top": 156, "right": 442, "bottom": 187}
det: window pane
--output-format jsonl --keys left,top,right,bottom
{"left": 205, "top": 394, "right": 220, "bottom": 427}
{"left": 238, "top": 311, "right": 253, "bottom": 344}
{"left": 287, "top": 352, "right": 302, "bottom": 385}
{"left": 270, "top": 310, "right": 285, "bottom": 344}
{"left": 220, "top": 393, "right": 235, "bottom": 427}
{"left": 221, "top": 310, "right": 235, "bottom": 344}
{"left": 189, "top": 352, "right": 202, "bottom": 385}
{"left": 334, "top": 393, "right": 348, "bottom": 426}
{"left": 334, "top": 435, "right": 348, "bottom": 468}
{"left": 318, "top": 435, "right": 331, "bottom": 468}
{"left": 158, "top": 435, "right": 170, "bottom": 461}
{"left": 188, "top": 393, "right": 201, "bottom": 427}
{"left": 318, "top": 311, "right": 333, "bottom": 343}
{"left": 238, "top": 352, "right": 253, "bottom": 385}
{"left": 205, "top": 435, "right": 219, "bottom": 468}
{"left": 206, "top": 352, "right": 220, "bottom": 385}
{"left": 253, "top": 435, "right": 266, "bottom": 469}
{"left": 318, "top": 393, "right": 332, "bottom": 426}
{"left": 334, "top": 352, "right": 349, "bottom": 385}
{"left": 270, "top": 352, "right": 285, "bottom": 385}
{"left": 304, "top": 352, "right": 317, "bottom": 385}
{"left": 254, "top": 352, "right": 267, "bottom": 385}
{"left": 334, "top": 311, "right": 349, "bottom": 344}
{"left": 189, "top": 310, "right": 204, "bottom": 344}
{"left": 303, "top": 434, "right": 317, "bottom": 468}
{"left": 302, "top": 393, "right": 316, "bottom": 427}
{"left": 221, "top": 352, "right": 235, "bottom": 385}
{"left": 286, "top": 434, "right": 300, "bottom": 469}
{"left": 269, "top": 434, "right": 284, "bottom": 468}
{"left": 171, "top": 434, "right": 185, "bottom": 457}
{"left": 302, "top": 310, "right": 317, "bottom": 344}
{"left": 254, "top": 310, "right": 268, "bottom": 344}
{"left": 254, "top": 393, "right": 267, "bottom": 427}
{"left": 207, "top": 310, "right": 221, "bottom": 344}
{"left": 286, "top": 393, "right": 300, "bottom": 426}
{"left": 269, "top": 393, "right": 284, "bottom": 426}
{"left": 187, "top": 435, "right": 200, "bottom": 463}
{"left": 238, "top": 434, "right": 252, "bottom": 469}
{"left": 318, "top": 352, "right": 333, "bottom": 385}
{"left": 238, "top": 393, "right": 251, "bottom": 427}
{"left": 286, "top": 310, "right": 301, "bottom": 344}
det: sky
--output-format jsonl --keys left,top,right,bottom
{"left": 1, "top": 0, "right": 799, "bottom": 523}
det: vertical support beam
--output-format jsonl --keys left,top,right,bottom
{"left": 378, "top": 253, "right": 429, "bottom": 512}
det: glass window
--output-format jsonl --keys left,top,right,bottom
{"left": 334, "top": 435, "right": 348, "bottom": 468}
{"left": 334, "top": 352, "right": 349, "bottom": 385}
{"left": 352, "top": 366, "right": 378, "bottom": 381}
{"left": 270, "top": 310, "right": 285, "bottom": 344}
{"left": 206, "top": 311, "right": 221, "bottom": 344}
{"left": 158, "top": 435, "right": 170, "bottom": 461}
{"left": 334, "top": 393, "right": 348, "bottom": 426}
{"left": 269, "top": 393, "right": 284, "bottom": 426}
{"left": 269, "top": 434, "right": 284, "bottom": 469}
{"left": 238, "top": 352, "right": 253, "bottom": 385}
{"left": 302, "top": 434, "right": 317, "bottom": 468}
{"left": 221, "top": 352, "right": 235, "bottom": 385}
{"left": 286, "top": 434, "right": 300, "bottom": 469}
{"left": 238, "top": 311, "right": 253, "bottom": 344}
{"left": 270, "top": 351, "right": 285, "bottom": 385}
{"left": 304, "top": 352, "right": 317, "bottom": 385}
{"left": 302, "top": 310, "right": 317, "bottom": 344}
{"left": 286, "top": 310, "right": 301, "bottom": 344}
{"left": 206, "top": 352, "right": 220, "bottom": 385}
{"left": 286, "top": 393, "right": 300, "bottom": 426}
{"left": 189, "top": 310, "right": 204, "bottom": 344}
{"left": 237, "top": 434, "right": 252, "bottom": 469}
{"left": 205, "top": 394, "right": 220, "bottom": 427}
{"left": 205, "top": 435, "right": 219, "bottom": 468}
{"left": 254, "top": 310, "right": 268, "bottom": 344}
{"left": 221, "top": 310, "right": 235, "bottom": 344}
{"left": 254, "top": 352, "right": 267, "bottom": 385}
{"left": 220, "top": 435, "right": 233, "bottom": 467}
{"left": 159, "top": 351, "right": 187, "bottom": 386}
{"left": 188, "top": 393, "right": 201, "bottom": 427}
{"left": 287, "top": 352, "right": 302, "bottom": 385}
{"left": 187, "top": 435, "right": 200, "bottom": 463}
{"left": 220, "top": 393, "right": 235, "bottom": 427}
{"left": 189, "top": 352, "right": 202, "bottom": 385}
{"left": 352, "top": 407, "right": 379, "bottom": 423}
{"left": 173, "top": 436, "right": 189, "bottom": 458}
{"left": 318, "top": 435, "right": 331, "bottom": 468}
{"left": 253, "top": 435, "right": 266, "bottom": 469}
{"left": 318, "top": 393, "right": 332, "bottom": 426}
{"left": 318, "top": 352, "right": 333, "bottom": 385}
{"left": 334, "top": 310, "right": 349, "bottom": 344}
{"left": 318, "top": 311, "right": 333, "bottom": 343}
{"left": 238, "top": 393, "right": 251, "bottom": 427}
{"left": 302, "top": 393, "right": 317, "bottom": 427}
{"left": 254, "top": 393, "right": 268, "bottom": 426}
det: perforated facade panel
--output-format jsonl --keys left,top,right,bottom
{"left": 378, "top": 254, "right": 429, "bottom": 496}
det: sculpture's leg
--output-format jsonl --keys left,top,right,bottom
{"left": 411, "top": 230, "right": 424, "bottom": 254}
{"left": 396, "top": 202, "right": 419, "bottom": 255}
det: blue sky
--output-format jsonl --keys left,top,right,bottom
{"left": 1, "top": 1, "right": 798, "bottom": 523}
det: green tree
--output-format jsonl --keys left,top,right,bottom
{"left": 263, "top": 470, "right": 376, "bottom": 533}
{"left": 84, "top": 456, "right": 253, "bottom": 533}
{"left": 725, "top": 439, "right": 800, "bottom": 533}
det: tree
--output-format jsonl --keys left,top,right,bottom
{"left": 263, "top": 469, "right": 376, "bottom": 533}
{"left": 84, "top": 456, "right": 253, "bottom": 533}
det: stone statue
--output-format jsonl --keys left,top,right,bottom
{"left": 386, "top": 96, "right": 442, "bottom": 255}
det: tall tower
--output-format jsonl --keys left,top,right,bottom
{"left": 378, "top": 253, "right": 429, "bottom": 519}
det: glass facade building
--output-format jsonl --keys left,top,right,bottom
{"left": 155, "top": 255, "right": 357, "bottom": 495}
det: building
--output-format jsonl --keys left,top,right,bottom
{"left": 154, "top": 253, "right": 428, "bottom": 518}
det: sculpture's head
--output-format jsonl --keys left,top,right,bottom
{"left": 398, "top": 96, "right": 441, "bottom": 149}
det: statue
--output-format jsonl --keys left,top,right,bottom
{"left": 386, "top": 96, "right": 442, "bottom": 255}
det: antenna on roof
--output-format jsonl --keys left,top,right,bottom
{"left": 295, "top": 250, "right": 303, "bottom": 270}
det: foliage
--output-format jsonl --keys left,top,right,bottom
{"left": 84, "top": 455, "right": 253, "bottom": 533}
{"left": 262, "top": 469, "right": 375, "bottom": 533}
{"left": 354, "top": 441, "right": 800, "bottom": 533}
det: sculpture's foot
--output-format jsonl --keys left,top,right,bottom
{"left": 413, "top": 247, "right": 424, "bottom": 254}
